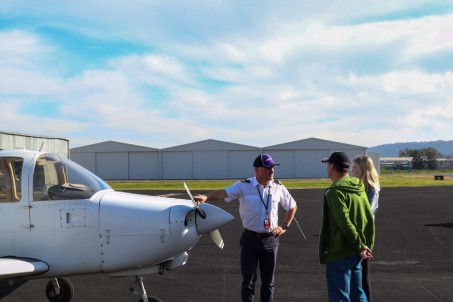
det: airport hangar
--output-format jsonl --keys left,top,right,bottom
{"left": 0, "top": 131, "right": 69, "bottom": 158}
{"left": 69, "top": 137, "right": 380, "bottom": 181}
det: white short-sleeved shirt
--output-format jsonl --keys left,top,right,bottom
{"left": 224, "top": 177, "right": 297, "bottom": 233}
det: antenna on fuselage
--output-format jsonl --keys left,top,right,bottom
{"left": 39, "top": 142, "right": 44, "bottom": 151}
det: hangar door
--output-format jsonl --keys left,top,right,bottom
{"left": 295, "top": 150, "right": 330, "bottom": 178}
{"left": 162, "top": 151, "right": 192, "bottom": 180}
{"left": 228, "top": 151, "right": 258, "bottom": 179}
{"left": 261, "top": 151, "right": 294, "bottom": 179}
{"left": 129, "top": 152, "right": 159, "bottom": 180}
{"left": 193, "top": 151, "right": 228, "bottom": 179}
{"left": 96, "top": 152, "right": 128, "bottom": 180}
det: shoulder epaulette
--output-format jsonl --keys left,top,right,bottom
{"left": 241, "top": 178, "right": 251, "bottom": 183}
{"left": 274, "top": 179, "right": 283, "bottom": 185}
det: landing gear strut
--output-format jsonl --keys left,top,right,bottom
{"left": 129, "top": 276, "right": 162, "bottom": 302}
{"left": 45, "top": 277, "right": 74, "bottom": 302}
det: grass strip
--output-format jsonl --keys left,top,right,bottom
{"left": 108, "top": 174, "right": 453, "bottom": 190}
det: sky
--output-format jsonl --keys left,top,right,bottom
{"left": 1, "top": 1, "right": 453, "bottom": 149}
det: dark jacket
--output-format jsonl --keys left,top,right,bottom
{"left": 319, "top": 176, "right": 375, "bottom": 264}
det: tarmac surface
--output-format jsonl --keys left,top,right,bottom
{"left": 1, "top": 186, "right": 453, "bottom": 301}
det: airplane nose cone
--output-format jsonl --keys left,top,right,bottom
{"left": 195, "top": 203, "right": 234, "bottom": 234}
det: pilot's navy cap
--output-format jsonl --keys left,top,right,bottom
{"left": 253, "top": 154, "right": 279, "bottom": 168}
{"left": 322, "top": 151, "right": 350, "bottom": 168}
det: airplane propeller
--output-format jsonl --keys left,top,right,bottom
{"left": 209, "top": 229, "right": 225, "bottom": 249}
{"left": 184, "top": 182, "right": 206, "bottom": 219}
{"left": 184, "top": 182, "right": 230, "bottom": 249}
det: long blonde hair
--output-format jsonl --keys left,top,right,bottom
{"left": 353, "top": 155, "right": 380, "bottom": 191}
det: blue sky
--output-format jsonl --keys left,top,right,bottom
{"left": 1, "top": 1, "right": 453, "bottom": 149}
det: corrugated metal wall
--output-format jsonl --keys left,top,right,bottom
{"left": 263, "top": 138, "right": 368, "bottom": 179}
{"left": 295, "top": 150, "right": 330, "bottom": 178}
{"left": 96, "top": 152, "right": 129, "bottom": 180}
{"left": 70, "top": 141, "right": 161, "bottom": 180}
{"left": 162, "top": 151, "right": 192, "bottom": 180}
{"left": 69, "top": 152, "right": 96, "bottom": 172}
{"left": 160, "top": 140, "right": 261, "bottom": 180}
{"left": 367, "top": 152, "right": 381, "bottom": 175}
{"left": 227, "top": 150, "right": 259, "bottom": 179}
{"left": 1, "top": 133, "right": 378, "bottom": 180}
{"left": 70, "top": 138, "right": 377, "bottom": 180}
{"left": 160, "top": 149, "right": 260, "bottom": 180}
{"left": 129, "top": 152, "right": 160, "bottom": 180}
{"left": 0, "top": 131, "right": 69, "bottom": 158}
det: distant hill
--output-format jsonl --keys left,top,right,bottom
{"left": 369, "top": 140, "right": 453, "bottom": 157}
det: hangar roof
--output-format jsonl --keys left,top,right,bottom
{"left": 264, "top": 137, "right": 366, "bottom": 150}
{"left": 69, "top": 137, "right": 369, "bottom": 153}
{"left": 70, "top": 140, "right": 159, "bottom": 152}
{"left": 163, "top": 139, "right": 259, "bottom": 151}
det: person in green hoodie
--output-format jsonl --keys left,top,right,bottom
{"left": 319, "top": 151, "right": 375, "bottom": 302}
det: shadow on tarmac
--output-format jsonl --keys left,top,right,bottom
{"left": 424, "top": 223, "right": 453, "bottom": 228}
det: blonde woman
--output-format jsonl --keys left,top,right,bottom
{"left": 352, "top": 155, "right": 380, "bottom": 302}
{"left": 352, "top": 155, "right": 380, "bottom": 215}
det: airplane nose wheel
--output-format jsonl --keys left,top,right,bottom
{"left": 45, "top": 277, "right": 74, "bottom": 302}
{"left": 130, "top": 276, "right": 163, "bottom": 302}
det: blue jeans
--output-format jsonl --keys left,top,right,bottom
{"left": 326, "top": 255, "right": 367, "bottom": 302}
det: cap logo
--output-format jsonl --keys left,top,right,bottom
{"left": 263, "top": 155, "right": 273, "bottom": 165}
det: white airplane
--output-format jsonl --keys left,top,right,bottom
{"left": 0, "top": 148, "right": 234, "bottom": 302}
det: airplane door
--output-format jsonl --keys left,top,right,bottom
{"left": 13, "top": 153, "right": 105, "bottom": 276}
{"left": 25, "top": 198, "right": 101, "bottom": 275}
{"left": 0, "top": 157, "right": 30, "bottom": 256}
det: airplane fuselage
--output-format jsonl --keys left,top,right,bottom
{"left": 0, "top": 149, "right": 233, "bottom": 282}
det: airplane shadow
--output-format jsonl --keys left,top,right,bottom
{"left": 0, "top": 279, "right": 27, "bottom": 299}
{"left": 424, "top": 223, "right": 453, "bottom": 228}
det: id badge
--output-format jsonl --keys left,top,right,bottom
{"left": 264, "top": 218, "right": 270, "bottom": 229}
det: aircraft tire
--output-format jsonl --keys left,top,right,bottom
{"left": 139, "top": 297, "right": 163, "bottom": 302}
{"left": 45, "top": 277, "right": 74, "bottom": 302}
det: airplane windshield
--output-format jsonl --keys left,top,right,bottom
{"left": 33, "top": 154, "right": 111, "bottom": 201}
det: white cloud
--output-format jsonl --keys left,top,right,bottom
{"left": 111, "top": 54, "right": 197, "bottom": 89}
{"left": 2, "top": 1, "right": 453, "bottom": 149}
{"left": 0, "top": 101, "right": 85, "bottom": 135}
{"left": 0, "top": 30, "right": 49, "bottom": 66}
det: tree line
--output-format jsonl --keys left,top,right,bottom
{"left": 398, "top": 147, "right": 442, "bottom": 170}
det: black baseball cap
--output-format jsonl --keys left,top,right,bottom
{"left": 253, "top": 154, "right": 280, "bottom": 168}
{"left": 322, "top": 151, "right": 350, "bottom": 168}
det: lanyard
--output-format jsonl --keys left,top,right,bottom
{"left": 257, "top": 186, "right": 270, "bottom": 212}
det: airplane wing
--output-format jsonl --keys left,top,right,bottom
{"left": 0, "top": 257, "right": 49, "bottom": 278}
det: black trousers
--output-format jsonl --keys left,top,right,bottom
{"left": 240, "top": 232, "right": 279, "bottom": 302}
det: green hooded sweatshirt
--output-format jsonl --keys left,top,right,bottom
{"left": 319, "top": 175, "right": 375, "bottom": 264}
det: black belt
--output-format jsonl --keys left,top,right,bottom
{"left": 243, "top": 229, "right": 274, "bottom": 238}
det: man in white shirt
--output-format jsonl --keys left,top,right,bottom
{"left": 194, "top": 154, "right": 298, "bottom": 302}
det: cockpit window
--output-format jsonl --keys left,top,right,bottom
{"left": 33, "top": 154, "right": 110, "bottom": 201}
{"left": 0, "top": 157, "right": 23, "bottom": 202}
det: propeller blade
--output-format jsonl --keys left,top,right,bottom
{"left": 209, "top": 229, "right": 225, "bottom": 249}
{"left": 184, "top": 182, "right": 206, "bottom": 219}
